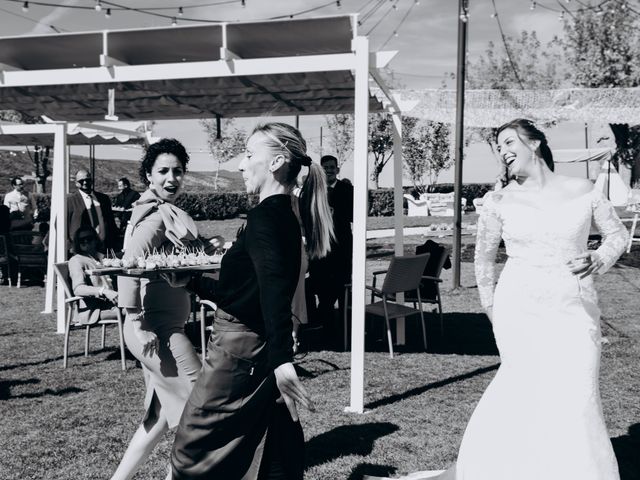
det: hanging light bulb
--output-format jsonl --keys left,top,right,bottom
{"left": 95, "top": 0, "right": 102, "bottom": 12}
{"left": 105, "top": 7, "right": 111, "bottom": 17}
{"left": 336, "top": 0, "right": 341, "bottom": 7}
{"left": 558, "top": 10, "right": 565, "bottom": 20}
{"left": 178, "top": 6, "right": 183, "bottom": 16}
{"left": 392, "top": 3, "right": 398, "bottom": 9}
{"left": 530, "top": 1, "right": 536, "bottom": 10}
{"left": 393, "top": 30, "right": 398, "bottom": 37}
{"left": 415, "top": 0, "right": 420, "bottom": 4}
{"left": 171, "top": 17, "right": 177, "bottom": 26}
{"left": 459, "top": 8, "right": 469, "bottom": 22}
{"left": 490, "top": 12, "right": 497, "bottom": 18}
{"left": 21, "top": 1, "right": 28, "bottom": 12}
{"left": 241, "top": 0, "right": 246, "bottom": 6}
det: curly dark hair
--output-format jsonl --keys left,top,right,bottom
{"left": 139, "top": 138, "right": 190, "bottom": 186}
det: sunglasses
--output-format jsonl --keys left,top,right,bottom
{"left": 77, "top": 178, "right": 92, "bottom": 184}
{"left": 78, "top": 237, "right": 96, "bottom": 244}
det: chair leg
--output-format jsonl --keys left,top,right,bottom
{"left": 117, "top": 313, "right": 126, "bottom": 371}
{"left": 16, "top": 270, "right": 21, "bottom": 288}
{"left": 63, "top": 311, "right": 72, "bottom": 368}
{"left": 200, "top": 305, "right": 206, "bottom": 364}
{"left": 101, "top": 324, "right": 106, "bottom": 349}
{"left": 384, "top": 316, "right": 394, "bottom": 359}
{"left": 438, "top": 297, "right": 444, "bottom": 338}
{"left": 627, "top": 214, "right": 638, "bottom": 253}
{"left": 85, "top": 326, "right": 90, "bottom": 357}
{"left": 420, "top": 310, "right": 428, "bottom": 352}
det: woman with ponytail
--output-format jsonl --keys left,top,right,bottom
{"left": 170, "top": 122, "right": 333, "bottom": 480}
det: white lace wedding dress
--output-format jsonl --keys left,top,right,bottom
{"left": 402, "top": 187, "right": 628, "bottom": 480}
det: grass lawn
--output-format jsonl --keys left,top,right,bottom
{"left": 1, "top": 226, "right": 639, "bottom": 479}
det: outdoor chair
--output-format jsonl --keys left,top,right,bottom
{"left": 403, "top": 194, "right": 429, "bottom": 216}
{"left": 9, "top": 231, "right": 47, "bottom": 288}
{"left": 0, "top": 235, "right": 15, "bottom": 287}
{"left": 404, "top": 241, "right": 449, "bottom": 337}
{"left": 345, "top": 253, "right": 430, "bottom": 358}
{"left": 53, "top": 262, "right": 126, "bottom": 370}
{"left": 626, "top": 189, "right": 640, "bottom": 253}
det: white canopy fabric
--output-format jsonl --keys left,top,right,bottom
{"left": 552, "top": 148, "right": 612, "bottom": 164}
{"left": 0, "top": 121, "right": 147, "bottom": 145}
{"left": 394, "top": 88, "right": 640, "bottom": 127}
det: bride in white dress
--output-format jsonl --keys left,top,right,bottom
{"left": 395, "top": 119, "right": 629, "bottom": 480}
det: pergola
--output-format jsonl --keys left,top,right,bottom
{"left": 0, "top": 15, "right": 402, "bottom": 414}
{"left": 0, "top": 121, "right": 148, "bottom": 315}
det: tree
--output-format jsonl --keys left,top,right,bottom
{"left": 562, "top": 4, "right": 640, "bottom": 186}
{"left": 200, "top": 118, "right": 246, "bottom": 190}
{"left": 403, "top": 118, "right": 453, "bottom": 193}
{"left": 466, "top": 30, "right": 565, "bottom": 153}
{"left": 369, "top": 113, "right": 394, "bottom": 188}
{"left": 324, "top": 113, "right": 353, "bottom": 166}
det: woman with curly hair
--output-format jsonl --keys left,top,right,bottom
{"left": 111, "top": 138, "right": 204, "bottom": 480}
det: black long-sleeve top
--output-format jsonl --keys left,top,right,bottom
{"left": 190, "top": 194, "right": 301, "bottom": 370}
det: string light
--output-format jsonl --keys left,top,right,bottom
{"left": 178, "top": 6, "right": 183, "bottom": 16}
{"left": 171, "top": 16, "right": 177, "bottom": 26}
{"left": 21, "top": 1, "right": 28, "bottom": 11}
{"left": 105, "top": 7, "right": 110, "bottom": 17}
{"left": 415, "top": 0, "right": 420, "bottom": 4}
{"left": 530, "top": 1, "right": 536, "bottom": 10}
{"left": 94, "top": 0, "right": 102, "bottom": 12}
{"left": 241, "top": 0, "right": 245, "bottom": 6}
{"left": 459, "top": 7, "right": 469, "bottom": 22}
{"left": 393, "top": 30, "right": 398, "bottom": 36}
{"left": 336, "top": 0, "right": 341, "bottom": 7}
{"left": 392, "top": 3, "right": 398, "bottom": 10}
{"left": 558, "top": 10, "right": 564, "bottom": 20}
{"left": 490, "top": 12, "right": 497, "bottom": 18}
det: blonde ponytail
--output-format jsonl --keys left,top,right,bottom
{"left": 300, "top": 162, "right": 335, "bottom": 260}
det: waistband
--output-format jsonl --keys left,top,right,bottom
{"left": 213, "top": 309, "right": 254, "bottom": 332}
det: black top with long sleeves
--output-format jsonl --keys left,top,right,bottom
{"left": 190, "top": 194, "right": 301, "bottom": 370}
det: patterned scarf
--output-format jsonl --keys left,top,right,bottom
{"left": 126, "top": 188, "right": 199, "bottom": 249}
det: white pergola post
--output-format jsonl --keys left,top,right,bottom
{"left": 391, "top": 113, "right": 405, "bottom": 344}
{"left": 44, "top": 124, "right": 68, "bottom": 332}
{"left": 346, "top": 35, "right": 369, "bottom": 414}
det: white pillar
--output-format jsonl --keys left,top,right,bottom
{"left": 346, "top": 35, "right": 369, "bottom": 414}
{"left": 392, "top": 112, "right": 405, "bottom": 344}
{"left": 45, "top": 124, "right": 68, "bottom": 332}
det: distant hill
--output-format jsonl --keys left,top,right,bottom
{"left": 0, "top": 150, "right": 245, "bottom": 194}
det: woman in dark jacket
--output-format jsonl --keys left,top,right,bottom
{"left": 170, "top": 122, "right": 334, "bottom": 480}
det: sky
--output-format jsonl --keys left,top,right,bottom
{"left": 0, "top": 0, "right": 619, "bottom": 185}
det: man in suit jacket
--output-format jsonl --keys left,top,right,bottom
{"left": 67, "top": 169, "right": 118, "bottom": 253}
{"left": 308, "top": 155, "right": 354, "bottom": 349}
{"left": 113, "top": 177, "right": 140, "bottom": 232}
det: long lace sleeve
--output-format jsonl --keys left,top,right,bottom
{"left": 591, "top": 188, "right": 629, "bottom": 274}
{"left": 474, "top": 193, "right": 503, "bottom": 310}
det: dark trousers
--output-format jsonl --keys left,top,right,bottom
{"left": 308, "top": 258, "right": 350, "bottom": 350}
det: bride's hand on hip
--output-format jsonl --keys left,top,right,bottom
{"left": 274, "top": 362, "right": 315, "bottom": 422}
{"left": 567, "top": 252, "right": 602, "bottom": 278}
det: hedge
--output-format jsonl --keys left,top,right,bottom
{"left": 14, "top": 183, "right": 494, "bottom": 222}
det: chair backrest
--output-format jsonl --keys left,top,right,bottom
{"left": 53, "top": 262, "right": 74, "bottom": 300}
{"left": 10, "top": 231, "right": 47, "bottom": 266}
{"left": 381, "top": 253, "right": 430, "bottom": 295}
{"left": 413, "top": 241, "right": 450, "bottom": 301}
